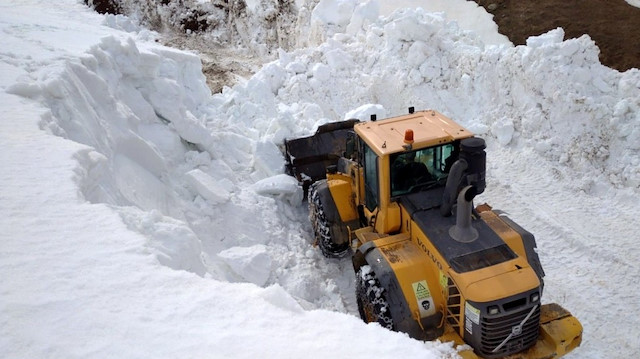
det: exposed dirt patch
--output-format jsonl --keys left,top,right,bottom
{"left": 162, "top": 34, "right": 261, "bottom": 94}
{"left": 84, "top": 0, "right": 122, "bottom": 15}
{"left": 473, "top": 0, "right": 640, "bottom": 71}
{"left": 84, "top": 0, "right": 302, "bottom": 92}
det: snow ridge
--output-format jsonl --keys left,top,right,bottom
{"left": 211, "top": 14, "right": 640, "bottom": 192}
{"left": 2, "top": 0, "right": 640, "bottom": 358}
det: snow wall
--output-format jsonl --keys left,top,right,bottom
{"left": 5, "top": 0, "right": 640, "bottom": 357}
{"left": 9, "top": 0, "right": 640, "bottom": 324}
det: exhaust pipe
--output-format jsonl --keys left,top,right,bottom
{"left": 449, "top": 186, "right": 479, "bottom": 243}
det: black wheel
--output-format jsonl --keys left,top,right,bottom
{"left": 308, "top": 181, "right": 350, "bottom": 257}
{"left": 356, "top": 265, "right": 394, "bottom": 330}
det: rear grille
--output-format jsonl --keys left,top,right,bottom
{"left": 479, "top": 305, "right": 540, "bottom": 357}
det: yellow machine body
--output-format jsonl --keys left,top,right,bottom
{"left": 288, "top": 110, "right": 582, "bottom": 358}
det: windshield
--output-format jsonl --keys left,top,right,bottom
{"left": 390, "top": 143, "right": 456, "bottom": 197}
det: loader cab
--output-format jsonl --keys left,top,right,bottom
{"left": 354, "top": 110, "right": 472, "bottom": 235}
{"left": 389, "top": 142, "right": 457, "bottom": 198}
{"left": 357, "top": 139, "right": 460, "bottom": 233}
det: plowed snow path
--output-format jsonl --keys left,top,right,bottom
{"left": 484, "top": 144, "right": 640, "bottom": 358}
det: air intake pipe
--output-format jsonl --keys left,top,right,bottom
{"left": 440, "top": 137, "right": 486, "bottom": 217}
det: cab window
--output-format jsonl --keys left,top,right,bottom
{"left": 390, "top": 143, "right": 455, "bottom": 197}
{"left": 363, "top": 143, "right": 379, "bottom": 211}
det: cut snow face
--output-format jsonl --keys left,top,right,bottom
{"left": 3, "top": 0, "right": 640, "bottom": 358}
{"left": 5, "top": 13, "right": 355, "bottom": 312}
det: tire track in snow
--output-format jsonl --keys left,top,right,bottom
{"left": 483, "top": 146, "right": 640, "bottom": 358}
{"left": 264, "top": 200, "right": 359, "bottom": 315}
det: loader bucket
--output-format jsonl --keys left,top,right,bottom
{"left": 284, "top": 119, "right": 359, "bottom": 190}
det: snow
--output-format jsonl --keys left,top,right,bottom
{"left": 218, "top": 244, "right": 273, "bottom": 286}
{"left": 1, "top": 0, "right": 640, "bottom": 358}
{"left": 185, "top": 169, "right": 232, "bottom": 204}
{"left": 377, "top": 0, "right": 510, "bottom": 46}
{"left": 626, "top": 0, "right": 640, "bottom": 9}
{"left": 251, "top": 174, "right": 304, "bottom": 206}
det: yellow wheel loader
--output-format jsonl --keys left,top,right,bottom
{"left": 284, "top": 109, "right": 582, "bottom": 359}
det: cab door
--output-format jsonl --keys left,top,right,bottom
{"left": 362, "top": 141, "right": 379, "bottom": 216}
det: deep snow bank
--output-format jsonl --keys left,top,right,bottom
{"left": 5, "top": 2, "right": 357, "bottom": 314}
{"left": 210, "top": 8, "right": 640, "bottom": 192}
{"left": 9, "top": 35, "right": 213, "bottom": 275}
{"left": 103, "top": 0, "right": 510, "bottom": 56}
{"left": 4, "top": 0, "right": 640, "bottom": 358}
{"left": 2, "top": 1, "right": 462, "bottom": 358}
{"left": 18, "top": 0, "right": 640, "bottom": 323}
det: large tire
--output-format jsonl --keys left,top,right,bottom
{"left": 308, "top": 181, "right": 350, "bottom": 258}
{"left": 356, "top": 265, "right": 394, "bottom": 330}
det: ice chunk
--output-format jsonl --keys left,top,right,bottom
{"left": 312, "top": 0, "right": 357, "bottom": 28}
{"left": 251, "top": 174, "right": 303, "bottom": 206}
{"left": 218, "top": 245, "right": 272, "bottom": 286}
{"left": 185, "top": 169, "right": 231, "bottom": 204}
{"left": 325, "top": 48, "right": 354, "bottom": 71}
{"left": 346, "top": 0, "right": 380, "bottom": 35}
{"left": 492, "top": 117, "right": 515, "bottom": 146}
{"left": 253, "top": 140, "right": 285, "bottom": 178}
{"left": 311, "top": 63, "right": 331, "bottom": 82}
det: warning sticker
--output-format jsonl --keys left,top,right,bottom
{"left": 412, "top": 280, "right": 435, "bottom": 317}
{"left": 439, "top": 271, "right": 448, "bottom": 289}
{"left": 465, "top": 302, "right": 480, "bottom": 325}
{"left": 465, "top": 317, "right": 473, "bottom": 334}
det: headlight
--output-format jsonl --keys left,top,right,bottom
{"left": 531, "top": 292, "right": 540, "bottom": 302}
{"left": 488, "top": 305, "right": 500, "bottom": 315}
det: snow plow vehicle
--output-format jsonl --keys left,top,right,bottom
{"left": 284, "top": 109, "right": 582, "bottom": 358}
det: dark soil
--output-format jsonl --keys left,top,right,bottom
{"left": 473, "top": 0, "right": 640, "bottom": 71}
{"left": 84, "top": 0, "right": 122, "bottom": 15}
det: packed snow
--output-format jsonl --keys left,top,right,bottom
{"left": 2, "top": 0, "right": 639, "bottom": 358}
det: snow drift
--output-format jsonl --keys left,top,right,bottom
{"left": 2, "top": 0, "right": 640, "bottom": 358}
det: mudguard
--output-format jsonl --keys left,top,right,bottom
{"left": 312, "top": 179, "right": 356, "bottom": 251}
{"left": 353, "top": 240, "right": 443, "bottom": 341}
{"left": 494, "top": 210, "right": 545, "bottom": 285}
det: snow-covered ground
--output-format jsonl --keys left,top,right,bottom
{"left": 2, "top": 0, "right": 639, "bottom": 358}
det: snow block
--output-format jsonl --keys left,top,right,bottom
{"left": 344, "top": 103, "right": 387, "bottom": 121}
{"left": 251, "top": 174, "right": 303, "bottom": 205}
{"left": 312, "top": 0, "right": 357, "bottom": 28}
{"left": 218, "top": 245, "right": 272, "bottom": 286}
{"left": 491, "top": 117, "right": 515, "bottom": 146}
{"left": 259, "top": 284, "right": 304, "bottom": 313}
{"left": 526, "top": 27, "right": 565, "bottom": 48}
{"left": 185, "top": 169, "right": 231, "bottom": 204}
{"left": 120, "top": 208, "right": 207, "bottom": 276}
{"left": 253, "top": 140, "right": 285, "bottom": 178}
